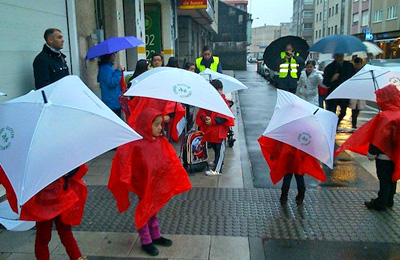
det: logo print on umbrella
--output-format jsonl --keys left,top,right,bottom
{"left": 173, "top": 84, "right": 192, "bottom": 98}
{"left": 298, "top": 132, "right": 311, "bottom": 146}
{"left": 0, "top": 126, "right": 14, "bottom": 151}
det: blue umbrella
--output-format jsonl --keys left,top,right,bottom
{"left": 309, "top": 35, "right": 367, "bottom": 54}
{"left": 85, "top": 36, "right": 143, "bottom": 60}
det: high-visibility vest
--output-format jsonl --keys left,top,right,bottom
{"left": 279, "top": 52, "right": 299, "bottom": 79}
{"left": 196, "top": 56, "right": 220, "bottom": 72}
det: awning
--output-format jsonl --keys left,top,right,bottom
{"left": 374, "top": 38, "right": 399, "bottom": 43}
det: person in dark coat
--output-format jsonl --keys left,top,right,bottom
{"left": 323, "top": 54, "right": 355, "bottom": 126}
{"left": 33, "top": 28, "right": 69, "bottom": 89}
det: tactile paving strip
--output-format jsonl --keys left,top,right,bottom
{"left": 75, "top": 187, "right": 400, "bottom": 243}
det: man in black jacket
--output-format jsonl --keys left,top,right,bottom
{"left": 323, "top": 53, "right": 355, "bottom": 126}
{"left": 33, "top": 28, "right": 69, "bottom": 89}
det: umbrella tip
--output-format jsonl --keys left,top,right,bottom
{"left": 41, "top": 90, "right": 48, "bottom": 104}
{"left": 313, "top": 108, "right": 319, "bottom": 115}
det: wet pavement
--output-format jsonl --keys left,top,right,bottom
{"left": 1, "top": 65, "right": 400, "bottom": 260}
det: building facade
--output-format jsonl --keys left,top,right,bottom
{"left": 292, "top": 0, "right": 315, "bottom": 45}
{"left": 370, "top": 0, "right": 400, "bottom": 59}
{"left": 220, "top": 0, "right": 248, "bottom": 12}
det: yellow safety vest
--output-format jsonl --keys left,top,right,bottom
{"left": 196, "top": 56, "right": 220, "bottom": 72}
{"left": 279, "top": 52, "right": 299, "bottom": 79}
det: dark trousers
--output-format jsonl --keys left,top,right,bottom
{"left": 351, "top": 109, "right": 359, "bottom": 128}
{"left": 282, "top": 174, "right": 305, "bottom": 191}
{"left": 327, "top": 99, "right": 348, "bottom": 125}
{"left": 210, "top": 142, "right": 225, "bottom": 172}
{"left": 35, "top": 216, "right": 82, "bottom": 260}
{"left": 376, "top": 159, "right": 396, "bottom": 208}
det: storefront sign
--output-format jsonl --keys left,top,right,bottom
{"left": 179, "top": 0, "right": 207, "bottom": 9}
{"left": 144, "top": 4, "right": 161, "bottom": 59}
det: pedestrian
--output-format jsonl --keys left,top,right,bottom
{"left": 33, "top": 28, "right": 69, "bottom": 89}
{"left": 108, "top": 108, "right": 192, "bottom": 256}
{"left": 349, "top": 57, "right": 366, "bottom": 129}
{"left": 258, "top": 137, "right": 325, "bottom": 205}
{"left": 196, "top": 80, "right": 234, "bottom": 176}
{"left": 276, "top": 43, "right": 304, "bottom": 94}
{"left": 97, "top": 53, "right": 124, "bottom": 117}
{"left": 0, "top": 166, "right": 89, "bottom": 260}
{"left": 195, "top": 46, "right": 222, "bottom": 73}
{"left": 296, "top": 60, "right": 323, "bottom": 106}
{"left": 166, "top": 57, "right": 180, "bottom": 68}
{"left": 184, "top": 62, "right": 196, "bottom": 72}
{"left": 336, "top": 84, "right": 400, "bottom": 211}
{"left": 323, "top": 53, "right": 355, "bottom": 126}
{"left": 151, "top": 53, "right": 164, "bottom": 68}
{"left": 128, "top": 59, "right": 151, "bottom": 87}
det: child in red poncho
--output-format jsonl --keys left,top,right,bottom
{"left": 196, "top": 79, "right": 235, "bottom": 176}
{"left": 108, "top": 108, "right": 192, "bottom": 256}
{"left": 336, "top": 84, "right": 400, "bottom": 211}
{"left": 0, "top": 165, "right": 88, "bottom": 260}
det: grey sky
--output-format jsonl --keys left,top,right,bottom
{"left": 250, "top": 0, "right": 293, "bottom": 28}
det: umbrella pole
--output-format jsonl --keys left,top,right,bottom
{"left": 370, "top": 70, "right": 379, "bottom": 92}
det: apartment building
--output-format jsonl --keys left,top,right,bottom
{"left": 292, "top": 0, "right": 314, "bottom": 45}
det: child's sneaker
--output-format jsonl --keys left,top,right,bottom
{"left": 141, "top": 243, "right": 159, "bottom": 256}
{"left": 153, "top": 236, "right": 173, "bottom": 246}
{"left": 205, "top": 170, "right": 221, "bottom": 176}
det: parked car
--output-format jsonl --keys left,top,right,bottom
{"left": 317, "top": 59, "right": 334, "bottom": 72}
{"left": 369, "top": 58, "right": 400, "bottom": 67}
{"left": 248, "top": 57, "right": 257, "bottom": 63}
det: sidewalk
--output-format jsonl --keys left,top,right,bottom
{"left": 0, "top": 71, "right": 251, "bottom": 260}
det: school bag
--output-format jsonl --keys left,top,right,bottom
{"left": 180, "top": 130, "right": 209, "bottom": 174}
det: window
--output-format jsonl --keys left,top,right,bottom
{"left": 362, "top": 10, "right": 369, "bottom": 26}
{"left": 316, "top": 13, "right": 319, "bottom": 21}
{"left": 353, "top": 13, "right": 359, "bottom": 24}
{"left": 387, "top": 5, "right": 399, "bottom": 20}
{"left": 319, "top": 29, "right": 321, "bottom": 38}
{"left": 328, "top": 27, "right": 331, "bottom": 35}
{"left": 304, "top": 10, "right": 314, "bottom": 18}
{"left": 335, "top": 25, "right": 338, "bottom": 34}
{"left": 336, "top": 4, "right": 339, "bottom": 14}
{"left": 320, "top": 12, "right": 322, "bottom": 21}
{"left": 316, "top": 30, "right": 318, "bottom": 38}
{"left": 304, "top": 0, "right": 313, "bottom": 4}
{"left": 304, "top": 23, "right": 312, "bottom": 30}
{"left": 373, "top": 9, "right": 383, "bottom": 22}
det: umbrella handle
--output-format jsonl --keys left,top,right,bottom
{"left": 41, "top": 91, "right": 48, "bottom": 104}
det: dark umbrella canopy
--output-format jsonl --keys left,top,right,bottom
{"left": 85, "top": 36, "right": 143, "bottom": 60}
{"left": 263, "top": 36, "right": 309, "bottom": 71}
{"left": 309, "top": 35, "right": 366, "bottom": 54}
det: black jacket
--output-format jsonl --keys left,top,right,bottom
{"left": 323, "top": 60, "right": 355, "bottom": 94}
{"left": 33, "top": 44, "right": 69, "bottom": 89}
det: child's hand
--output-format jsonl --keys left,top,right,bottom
{"left": 164, "top": 115, "right": 171, "bottom": 123}
{"left": 205, "top": 116, "right": 211, "bottom": 125}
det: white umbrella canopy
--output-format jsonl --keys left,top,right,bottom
{"left": 0, "top": 201, "right": 35, "bottom": 231}
{"left": 199, "top": 68, "right": 248, "bottom": 94}
{"left": 0, "top": 75, "right": 142, "bottom": 208}
{"left": 125, "top": 67, "right": 234, "bottom": 118}
{"left": 263, "top": 90, "right": 338, "bottom": 168}
{"left": 327, "top": 64, "right": 400, "bottom": 101}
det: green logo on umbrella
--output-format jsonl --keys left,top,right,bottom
{"left": 173, "top": 84, "right": 192, "bottom": 98}
{"left": 0, "top": 126, "right": 14, "bottom": 150}
{"left": 298, "top": 132, "right": 311, "bottom": 146}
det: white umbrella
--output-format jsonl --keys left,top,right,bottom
{"left": 199, "top": 68, "right": 248, "bottom": 94}
{"left": 263, "top": 90, "right": 338, "bottom": 168}
{"left": 363, "top": 41, "right": 383, "bottom": 56}
{"left": 0, "top": 75, "right": 142, "bottom": 209}
{"left": 0, "top": 201, "right": 35, "bottom": 231}
{"left": 327, "top": 64, "right": 400, "bottom": 101}
{"left": 0, "top": 92, "right": 6, "bottom": 96}
{"left": 125, "top": 67, "right": 234, "bottom": 118}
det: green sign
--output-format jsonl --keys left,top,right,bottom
{"left": 145, "top": 4, "right": 162, "bottom": 60}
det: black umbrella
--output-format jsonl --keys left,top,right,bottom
{"left": 263, "top": 36, "right": 309, "bottom": 71}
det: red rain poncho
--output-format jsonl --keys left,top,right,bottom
{"left": 108, "top": 108, "right": 192, "bottom": 229}
{"left": 196, "top": 94, "right": 234, "bottom": 143}
{"left": 127, "top": 97, "right": 185, "bottom": 142}
{"left": 335, "top": 84, "right": 400, "bottom": 181}
{"left": 258, "top": 136, "right": 326, "bottom": 184}
{"left": 0, "top": 165, "right": 88, "bottom": 225}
